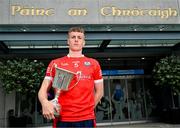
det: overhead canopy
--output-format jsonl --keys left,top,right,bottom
{"left": 0, "top": 24, "right": 179, "bottom": 71}
{"left": 0, "top": 30, "right": 179, "bottom": 59}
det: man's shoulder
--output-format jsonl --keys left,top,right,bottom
{"left": 83, "top": 56, "right": 100, "bottom": 65}
{"left": 84, "top": 57, "right": 99, "bottom": 66}
{"left": 84, "top": 56, "right": 97, "bottom": 61}
{"left": 52, "top": 56, "right": 67, "bottom": 62}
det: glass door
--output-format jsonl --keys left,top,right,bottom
{"left": 110, "top": 78, "right": 127, "bottom": 122}
{"left": 96, "top": 77, "right": 112, "bottom": 123}
{"left": 96, "top": 75, "right": 148, "bottom": 123}
{"left": 125, "top": 76, "right": 146, "bottom": 121}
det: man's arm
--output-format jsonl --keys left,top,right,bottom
{"left": 38, "top": 79, "right": 55, "bottom": 119}
{"left": 94, "top": 80, "right": 104, "bottom": 107}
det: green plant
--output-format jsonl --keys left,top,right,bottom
{"left": 0, "top": 58, "right": 46, "bottom": 95}
{"left": 153, "top": 55, "right": 180, "bottom": 94}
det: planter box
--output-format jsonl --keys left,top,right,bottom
{"left": 161, "top": 108, "right": 180, "bottom": 124}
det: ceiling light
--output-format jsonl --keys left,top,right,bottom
{"left": 159, "top": 26, "right": 165, "bottom": 31}
{"left": 51, "top": 29, "right": 56, "bottom": 32}
{"left": 106, "top": 26, "right": 111, "bottom": 31}
{"left": 21, "top": 28, "right": 27, "bottom": 32}
{"left": 141, "top": 57, "right": 145, "bottom": 60}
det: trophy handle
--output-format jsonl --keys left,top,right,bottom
{"left": 68, "top": 71, "right": 81, "bottom": 90}
{"left": 51, "top": 89, "right": 61, "bottom": 117}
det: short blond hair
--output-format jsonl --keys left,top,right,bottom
{"left": 68, "top": 27, "right": 85, "bottom": 35}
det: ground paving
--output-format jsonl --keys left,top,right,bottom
{"left": 98, "top": 123, "right": 180, "bottom": 128}
{"left": 38, "top": 122, "right": 180, "bottom": 128}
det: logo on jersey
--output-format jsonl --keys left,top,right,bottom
{"left": 61, "top": 62, "right": 69, "bottom": 66}
{"left": 76, "top": 71, "right": 91, "bottom": 80}
{"left": 84, "top": 61, "right": 91, "bottom": 66}
{"left": 72, "top": 61, "right": 80, "bottom": 68}
{"left": 99, "top": 70, "right": 102, "bottom": 77}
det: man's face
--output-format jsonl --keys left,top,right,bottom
{"left": 68, "top": 31, "right": 85, "bottom": 52}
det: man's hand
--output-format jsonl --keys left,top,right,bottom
{"left": 41, "top": 100, "right": 56, "bottom": 120}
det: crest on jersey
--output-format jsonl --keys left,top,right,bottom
{"left": 84, "top": 61, "right": 91, "bottom": 66}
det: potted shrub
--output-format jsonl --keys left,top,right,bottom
{"left": 152, "top": 55, "right": 180, "bottom": 123}
{"left": 0, "top": 58, "right": 46, "bottom": 126}
{"left": 0, "top": 58, "right": 45, "bottom": 94}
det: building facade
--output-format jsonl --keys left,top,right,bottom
{"left": 0, "top": 0, "right": 180, "bottom": 127}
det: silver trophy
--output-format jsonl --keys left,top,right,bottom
{"left": 51, "top": 66, "right": 80, "bottom": 117}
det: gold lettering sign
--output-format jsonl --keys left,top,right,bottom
{"left": 68, "top": 8, "right": 87, "bottom": 16}
{"left": 101, "top": 7, "right": 111, "bottom": 16}
{"left": 148, "top": 8, "right": 177, "bottom": 19}
{"left": 10, "top": 4, "right": 178, "bottom": 20}
{"left": 11, "top": 5, "right": 54, "bottom": 16}
{"left": 100, "top": 6, "right": 178, "bottom": 19}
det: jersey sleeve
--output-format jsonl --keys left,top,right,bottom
{"left": 93, "top": 59, "right": 103, "bottom": 84}
{"left": 44, "top": 60, "right": 56, "bottom": 81}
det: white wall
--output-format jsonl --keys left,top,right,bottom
{"left": 0, "top": 82, "right": 16, "bottom": 127}
{"left": 0, "top": 82, "right": 5, "bottom": 127}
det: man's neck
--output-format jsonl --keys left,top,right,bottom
{"left": 68, "top": 50, "right": 84, "bottom": 57}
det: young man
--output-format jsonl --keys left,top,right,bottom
{"left": 38, "top": 27, "right": 104, "bottom": 127}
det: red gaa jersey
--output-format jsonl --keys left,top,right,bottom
{"left": 45, "top": 55, "right": 103, "bottom": 122}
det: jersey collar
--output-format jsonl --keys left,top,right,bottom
{"left": 67, "top": 54, "right": 84, "bottom": 58}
